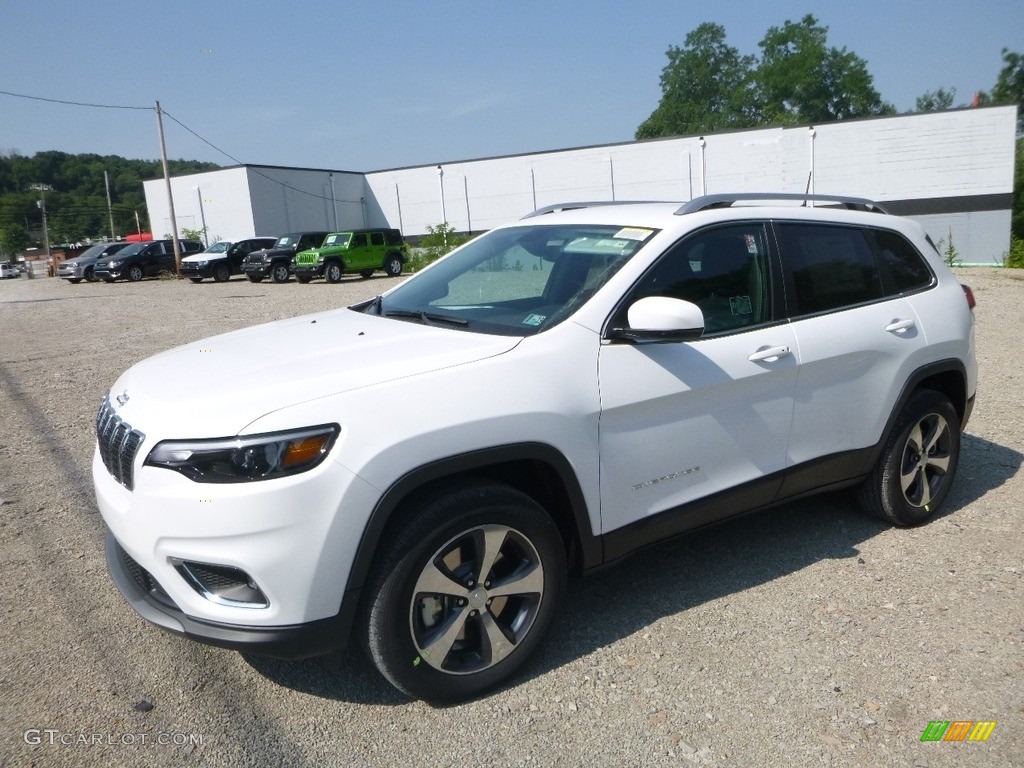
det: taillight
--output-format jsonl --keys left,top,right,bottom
{"left": 961, "top": 283, "right": 976, "bottom": 311}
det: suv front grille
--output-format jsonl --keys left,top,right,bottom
{"left": 96, "top": 398, "right": 145, "bottom": 490}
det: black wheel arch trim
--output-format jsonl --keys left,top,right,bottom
{"left": 343, "top": 443, "right": 601, "bottom": 599}
{"left": 859, "top": 358, "right": 971, "bottom": 475}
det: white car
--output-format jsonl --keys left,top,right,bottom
{"left": 94, "top": 194, "right": 977, "bottom": 702}
{"left": 0, "top": 261, "right": 20, "bottom": 279}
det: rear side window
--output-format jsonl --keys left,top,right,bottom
{"left": 385, "top": 230, "right": 403, "bottom": 246}
{"left": 776, "top": 224, "right": 883, "bottom": 315}
{"left": 867, "top": 229, "right": 934, "bottom": 293}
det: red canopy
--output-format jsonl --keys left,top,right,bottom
{"left": 124, "top": 232, "right": 154, "bottom": 242}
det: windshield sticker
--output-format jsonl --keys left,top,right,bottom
{"left": 614, "top": 227, "right": 654, "bottom": 241}
{"left": 744, "top": 234, "right": 758, "bottom": 254}
{"left": 523, "top": 313, "right": 546, "bottom": 327}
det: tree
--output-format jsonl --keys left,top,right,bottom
{"left": 755, "top": 15, "right": 894, "bottom": 125}
{"left": 915, "top": 87, "right": 957, "bottom": 112}
{"left": 990, "top": 48, "right": 1024, "bottom": 111}
{"left": 0, "top": 222, "right": 29, "bottom": 258}
{"left": 636, "top": 23, "right": 756, "bottom": 139}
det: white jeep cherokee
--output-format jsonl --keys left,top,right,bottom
{"left": 94, "top": 194, "right": 977, "bottom": 702}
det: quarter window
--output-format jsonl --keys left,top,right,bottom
{"left": 868, "top": 229, "right": 934, "bottom": 294}
{"left": 775, "top": 224, "right": 883, "bottom": 315}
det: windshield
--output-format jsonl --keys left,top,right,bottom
{"left": 202, "top": 241, "right": 231, "bottom": 254}
{"left": 323, "top": 233, "right": 351, "bottom": 247}
{"left": 374, "top": 224, "right": 656, "bottom": 336}
{"left": 112, "top": 243, "right": 146, "bottom": 258}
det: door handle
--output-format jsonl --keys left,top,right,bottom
{"left": 748, "top": 346, "right": 792, "bottom": 363}
{"left": 885, "top": 319, "right": 915, "bottom": 334}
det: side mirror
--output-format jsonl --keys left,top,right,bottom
{"left": 609, "top": 296, "right": 704, "bottom": 343}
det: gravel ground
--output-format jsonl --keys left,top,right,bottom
{"left": 1, "top": 268, "right": 1022, "bottom": 768}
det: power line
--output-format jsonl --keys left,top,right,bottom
{"left": 0, "top": 89, "right": 152, "bottom": 111}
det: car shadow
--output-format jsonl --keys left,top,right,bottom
{"left": 245, "top": 432, "right": 1021, "bottom": 706}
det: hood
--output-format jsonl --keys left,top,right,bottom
{"left": 181, "top": 253, "right": 226, "bottom": 263}
{"left": 108, "top": 308, "right": 520, "bottom": 438}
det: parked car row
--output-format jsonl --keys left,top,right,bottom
{"left": 58, "top": 229, "right": 409, "bottom": 285}
{"left": 241, "top": 229, "right": 408, "bottom": 284}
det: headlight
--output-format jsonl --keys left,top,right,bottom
{"left": 109, "top": 260, "right": 122, "bottom": 267}
{"left": 197, "top": 260, "right": 208, "bottom": 267}
{"left": 65, "top": 261, "right": 78, "bottom": 268}
{"left": 145, "top": 424, "right": 339, "bottom": 483}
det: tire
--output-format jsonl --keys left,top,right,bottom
{"left": 859, "top": 389, "right": 961, "bottom": 526}
{"left": 84, "top": 267, "right": 95, "bottom": 282}
{"left": 271, "top": 263, "right": 290, "bottom": 283}
{"left": 189, "top": 277, "right": 204, "bottom": 283}
{"left": 360, "top": 269, "right": 375, "bottom": 279}
{"left": 247, "top": 274, "right": 263, "bottom": 283}
{"left": 324, "top": 261, "right": 343, "bottom": 283}
{"left": 213, "top": 263, "right": 231, "bottom": 283}
{"left": 103, "top": 277, "right": 116, "bottom": 283}
{"left": 127, "top": 265, "right": 144, "bottom": 282}
{"left": 296, "top": 275, "right": 312, "bottom": 284}
{"left": 363, "top": 482, "right": 566, "bottom": 703}
{"left": 68, "top": 278, "right": 82, "bottom": 284}
{"left": 383, "top": 254, "right": 404, "bottom": 277}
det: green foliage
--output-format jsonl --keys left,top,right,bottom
{"left": 1005, "top": 236, "right": 1024, "bottom": 268}
{"left": 637, "top": 14, "right": 893, "bottom": 139}
{"left": 180, "top": 226, "right": 208, "bottom": 243}
{"left": 0, "top": 151, "right": 219, "bottom": 241}
{"left": 636, "top": 23, "right": 757, "bottom": 139}
{"left": 990, "top": 48, "right": 1024, "bottom": 110}
{"left": 0, "top": 221, "right": 29, "bottom": 256}
{"left": 755, "top": 15, "right": 894, "bottom": 125}
{"left": 935, "top": 228, "right": 961, "bottom": 267}
{"left": 915, "top": 87, "right": 957, "bottom": 112}
{"left": 407, "top": 223, "right": 471, "bottom": 272}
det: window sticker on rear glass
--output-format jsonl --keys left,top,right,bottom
{"left": 523, "top": 314, "right": 546, "bottom": 327}
{"left": 744, "top": 234, "right": 758, "bottom": 254}
{"left": 614, "top": 227, "right": 654, "bottom": 241}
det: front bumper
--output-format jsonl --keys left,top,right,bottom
{"left": 293, "top": 263, "right": 324, "bottom": 278}
{"left": 181, "top": 263, "right": 214, "bottom": 279}
{"left": 94, "top": 441, "right": 380, "bottom": 657}
{"left": 241, "top": 262, "right": 271, "bottom": 277}
{"left": 94, "top": 268, "right": 122, "bottom": 280}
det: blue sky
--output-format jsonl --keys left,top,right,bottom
{"left": 1, "top": 0, "right": 1020, "bottom": 171}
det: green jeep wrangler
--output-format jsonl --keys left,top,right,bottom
{"left": 292, "top": 228, "right": 407, "bottom": 283}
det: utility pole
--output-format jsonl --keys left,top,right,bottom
{"left": 155, "top": 101, "right": 182, "bottom": 275}
{"left": 30, "top": 183, "right": 52, "bottom": 276}
{"left": 104, "top": 171, "right": 116, "bottom": 239}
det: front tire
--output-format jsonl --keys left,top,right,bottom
{"left": 127, "top": 265, "right": 144, "bottom": 282}
{"left": 324, "top": 261, "right": 343, "bottom": 283}
{"left": 859, "top": 389, "right": 961, "bottom": 526}
{"left": 271, "top": 263, "right": 290, "bottom": 283}
{"left": 246, "top": 274, "right": 263, "bottom": 283}
{"left": 363, "top": 483, "right": 566, "bottom": 703}
{"left": 213, "top": 263, "right": 231, "bottom": 283}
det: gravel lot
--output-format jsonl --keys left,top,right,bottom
{"left": 1, "top": 268, "right": 1022, "bottom": 768}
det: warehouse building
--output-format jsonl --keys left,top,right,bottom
{"left": 144, "top": 105, "right": 1018, "bottom": 264}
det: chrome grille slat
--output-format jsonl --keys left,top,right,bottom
{"left": 95, "top": 397, "right": 145, "bottom": 490}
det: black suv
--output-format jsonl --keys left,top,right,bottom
{"left": 241, "top": 232, "right": 329, "bottom": 283}
{"left": 94, "top": 240, "right": 204, "bottom": 282}
{"left": 180, "top": 237, "right": 279, "bottom": 283}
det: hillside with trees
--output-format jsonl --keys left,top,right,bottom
{"left": 0, "top": 151, "right": 219, "bottom": 256}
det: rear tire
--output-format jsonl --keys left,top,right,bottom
{"left": 363, "top": 482, "right": 566, "bottom": 703}
{"left": 296, "top": 275, "right": 312, "bottom": 284}
{"left": 859, "top": 389, "right": 961, "bottom": 526}
{"left": 84, "top": 267, "right": 96, "bottom": 282}
{"left": 383, "top": 254, "right": 403, "bottom": 277}
{"left": 247, "top": 274, "right": 263, "bottom": 283}
{"left": 189, "top": 277, "right": 204, "bottom": 283}
{"left": 360, "top": 269, "right": 375, "bottom": 279}
{"left": 68, "top": 278, "right": 82, "bottom": 284}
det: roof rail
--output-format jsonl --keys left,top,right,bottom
{"left": 675, "top": 193, "right": 889, "bottom": 216}
{"left": 523, "top": 201, "right": 669, "bottom": 219}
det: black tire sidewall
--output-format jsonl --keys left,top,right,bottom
{"left": 214, "top": 264, "right": 230, "bottom": 282}
{"left": 364, "top": 484, "right": 566, "bottom": 703}
{"left": 869, "top": 390, "right": 961, "bottom": 525}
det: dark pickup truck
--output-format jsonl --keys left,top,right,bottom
{"left": 240, "top": 232, "right": 329, "bottom": 283}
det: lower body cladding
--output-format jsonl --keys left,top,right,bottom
{"left": 93, "top": 447, "right": 381, "bottom": 657}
